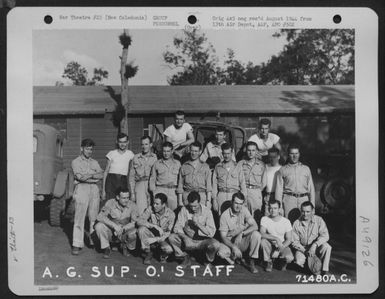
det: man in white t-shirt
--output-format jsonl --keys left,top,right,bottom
{"left": 248, "top": 118, "right": 282, "bottom": 163}
{"left": 263, "top": 147, "right": 282, "bottom": 215}
{"left": 260, "top": 199, "right": 294, "bottom": 272}
{"left": 102, "top": 133, "right": 134, "bottom": 202}
{"left": 163, "top": 110, "right": 194, "bottom": 160}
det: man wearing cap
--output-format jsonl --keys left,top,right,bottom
{"left": 177, "top": 141, "right": 212, "bottom": 208}
{"left": 137, "top": 193, "right": 175, "bottom": 265}
{"left": 238, "top": 141, "right": 267, "bottom": 219}
{"left": 149, "top": 141, "right": 181, "bottom": 211}
{"left": 128, "top": 136, "right": 157, "bottom": 215}
{"left": 168, "top": 191, "right": 220, "bottom": 268}
{"left": 94, "top": 187, "right": 139, "bottom": 259}
{"left": 292, "top": 201, "right": 332, "bottom": 275}
{"left": 217, "top": 192, "right": 261, "bottom": 273}
{"left": 275, "top": 144, "right": 315, "bottom": 222}
{"left": 71, "top": 138, "right": 104, "bottom": 255}
{"left": 248, "top": 118, "right": 282, "bottom": 163}
{"left": 200, "top": 126, "right": 235, "bottom": 169}
{"left": 212, "top": 143, "right": 247, "bottom": 215}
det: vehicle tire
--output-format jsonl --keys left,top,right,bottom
{"left": 49, "top": 197, "right": 65, "bottom": 226}
{"left": 320, "top": 178, "right": 352, "bottom": 211}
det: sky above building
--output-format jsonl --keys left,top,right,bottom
{"left": 33, "top": 29, "right": 288, "bottom": 86}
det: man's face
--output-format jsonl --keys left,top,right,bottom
{"left": 269, "top": 203, "right": 280, "bottom": 217}
{"left": 81, "top": 146, "right": 93, "bottom": 159}
{"left": 117, "top": 137, "right": 128, "bottom": 151}
{"left": 162, "top": 146, "right": 173, "bottom": 160}
{"left": 231, "top": 197, "right": 244, "bottom": 214}
{"left": 153, "top": 197, "right": 165, "bottom": 213}
{"left": 117, "top": 191, "right": 130, "bottom": 207}
{"left": 175, "top": 114, "right": 185, "bottom": 128}
{"left": 190, "top": 145, "right": 201, "bottom": 161}
{"left": 246, "top": 145, "right": 257, "bottom": 160}
{"left": 288, "top": 148, "right": 300, "bottom": 164}
{"left": 301, "top": 205, "right": 314, "bottom": 221}
{"left": 141, "top": 138, "right": 152, "bottom": 154}
{"left": 188, "top": 200, "right": 200, "bottom": 214}
{"left": 222, "top": 148, "right": 232, "bottom": 162}
{"left": 215, "top": 131, "right": 226, "bottom": 144}
{"left": 259, "top": 124, "right": 270, "bottom": 138}
{"left": 268, "top": 152, "right": 279, "bottom": 166}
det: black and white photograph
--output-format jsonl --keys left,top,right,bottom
{"left": 7, "top": 7, "right": 379, "bottom": 295}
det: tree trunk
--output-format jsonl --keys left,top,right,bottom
{"left": 120, "top": 29, "right": 129, "bottom": 135}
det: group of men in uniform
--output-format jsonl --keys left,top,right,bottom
{"left": 70, "top": 111, "right": 331, "bottom": 275}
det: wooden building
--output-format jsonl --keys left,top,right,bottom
{"left": 33, "top": 85, "right": 355, "bottom": 169}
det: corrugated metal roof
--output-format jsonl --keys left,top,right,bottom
{"left": 33, "top": 85, "right": 354, "bottom": 115}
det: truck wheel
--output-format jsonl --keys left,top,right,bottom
{"left": 49, "top": 197, "right": 65, "bottom": 226}
{"left": 320, "top": 178, "right": 352, "bottom": 210}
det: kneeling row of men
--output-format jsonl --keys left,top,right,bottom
{"left": 94, "top": 187, "right": 331, "bottom": 275}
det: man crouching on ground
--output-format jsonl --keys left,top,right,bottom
{"left": 168, "top": 191, "right": 220, "bottom": 268}
{"left": 95, "top": 187, "right": 139, "bottom": 259}
{"left": 260, "top": 199, "right": 294, "bottom": 272}
{"left": 137, "top": 193, "right": 175, "bottom": 265}
{"left": 217, "top": 192, "right": 261, "bottom": 273}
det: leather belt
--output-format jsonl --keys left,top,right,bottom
{"left": 246, "top": 184, "right": 260, "bottom": 189}
{"left": 184, "top": 188, "right": 207, "bottom": 193}
{"left": 284, "top": 192, "right": 308, "bottom": 198}
{"left": 218, "top": 188, "right": 239, "bottom": 193}
{"left": 136, "top": 176, "right": 149, "bottom": 182}
{"left": 157, "top": 184, "right": 177, "bottom": 189}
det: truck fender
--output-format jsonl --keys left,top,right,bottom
{"left": 53, "top": 169, "right": 74, "bottom": 199}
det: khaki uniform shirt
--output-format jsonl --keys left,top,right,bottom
{"left": 200, "top": 141, "right": 236, "bottom": 162}
{"left": 173, "top": 204, "right": 216, "bottom": 238}
{"left": 219, "top": 206, "right": 253, "bottom": 237}
{"left": 212, "top": 160, "right": 247, "bottom": 198}
{"left": 292, "top": 215, "right": 329, "bottom": 250}
{"left": 149, "top": 158, "right": 181, "bottom": 192}
{"left": 96, "top": 198, "right": 139, "bottom": 226}
{"left": 137, "top": 206, "right": 175, "bottom": 234}
{"left": 177, "top": 160, "right": 212, "bottom": 194}
{"left": 72, "top": 155, "right": 103, "bottom": 184}
{"left": 128, "top": 152, "right": 157, "bottom": 191}
{"left": 239, "top": 158, "right": 267, "bottom": 189}
{"left": 275, "top": 162, "right": 315, "bottom": 204}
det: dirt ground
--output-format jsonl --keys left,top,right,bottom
{"left": 34, "top": 207, "right": 356, "bottom": 286}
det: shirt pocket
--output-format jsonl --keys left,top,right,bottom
{"left": 109, "top": 209, "right": 121, "bottom": 220}
{"left": 251, "top": 168, "right": 263, "bottom": 184}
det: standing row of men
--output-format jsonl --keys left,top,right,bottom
{"left": 69, "top": 111, "right": 330, "bottom": 275}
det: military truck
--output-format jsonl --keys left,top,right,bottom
{"left": 151, "top": 120, "right": 354, "bottom": 217}
{"left": 33, "top": 123, "right": 74, "bottom": 226}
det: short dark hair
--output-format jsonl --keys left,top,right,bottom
{"left": 268, "top": 147, "right": 280, "bottom": 155}
{"left": 221, "top": 142, "right": 233, "bottom": 151}
{"left": 162, "top": 141, "right": 173, "bottom": 149}
{"left": 259, "top": 118, "right": 271, "bottom": 127}
{"left": 175, "top": 110, "right": 185, "bottom": 117}
{"left": 232, "top": 191, "right": 245, "bottom": 202}
{"left": 215, "top": 126, "right": 226, "bottom": 134}
{"left": 190, "top": 141, "right": 202, "bottom": 151}
{"left": 117, "top": 133, "right": 128, "bottom": 141}
{"left": 81, "top": 138, "right": 95, "bottom": 147}
{"left": 268, "top": 199, "right": 281, "bottom": 208}
{"left": 301, "top": 201, "right": 314, "bottom": 210}
{"left": 246, "top": 141, "right": 258, "bottom": 149}
{"left": 154, "top": 193, "right": 168, "bottom": 205}
{"left": 287, "top": 144, "right": 300, "bottom": 153}
{"left": 116, "top": 186, "right": 130, "bottom": 196}
{"left": 187, "top": 191, "right": 201, "bottom": 203}
{"left": 141, "top": 135, "right": 152, "bottom": 143}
